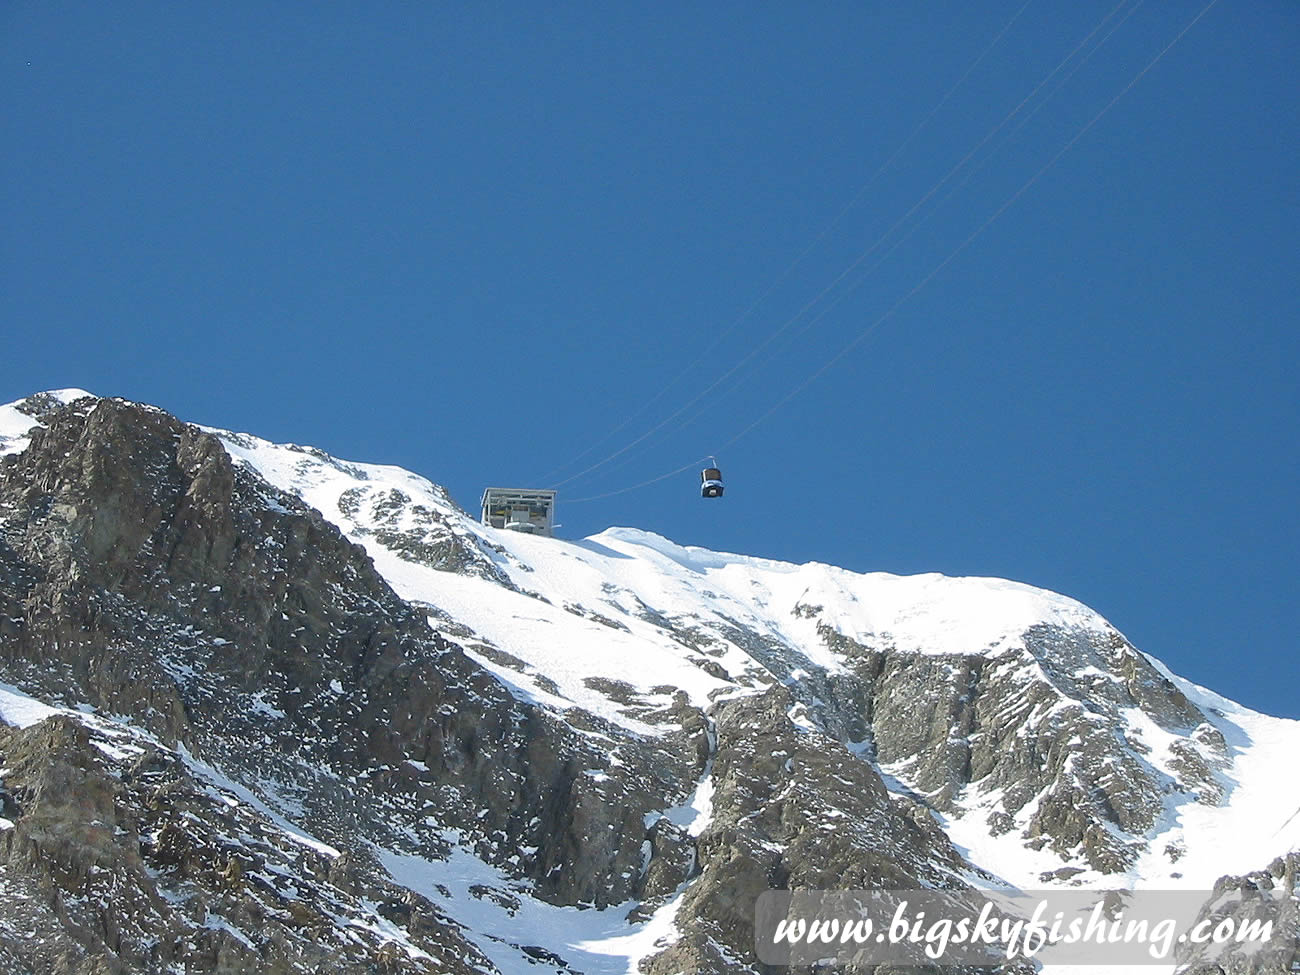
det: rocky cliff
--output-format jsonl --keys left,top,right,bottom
{"left": 0, "top": 391, "right": 1295, "bottom": 974}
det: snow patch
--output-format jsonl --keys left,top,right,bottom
{"left": 0, "top": 682, "right": 62, "bottom": 729}
{"left": 379, "top": 833, "right": 686, "bottom": 974}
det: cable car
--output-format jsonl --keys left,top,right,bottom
{"left": 700, "top": 460, "right": 724, "bottom": 498}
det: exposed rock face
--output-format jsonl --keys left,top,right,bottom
{"left": 0, "top": 714, "right": 493, "bottom": 974}
{"left": 1174, "top": 853, "right": 1299, "bottom": 974}
{"left": 0, "top": 397, "right": 714, "bottom": 970}
{"left": 644, "top": 686, "right": 976, "bottom": 975}
{"left": 815, "top": 617, "right": 1229, "bottom": 875}
{"left": 0, "top": 392, "right": 1294, "bottom": 974}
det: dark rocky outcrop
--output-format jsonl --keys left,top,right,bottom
{"left": 0, "top": 397, "right": 709, "bottom": 971}
{"left": 0, "top": 714, "right": 493, "bottom": 974}
{"left": 643, "top": 686, "right": 976, "bottom": 974}
{"left": 812, "top": 617, "right": 1229, "bottom": 874}
{"left": 1174, "top": 853, "right": 1299, "bottom": 974}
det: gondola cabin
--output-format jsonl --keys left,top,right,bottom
{"left": 700, "top": 465, "right": 724, "bottom": 498}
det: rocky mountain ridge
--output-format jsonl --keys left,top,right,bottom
{"left": 0, "top": 390, "right": 1295, "bottom": 974}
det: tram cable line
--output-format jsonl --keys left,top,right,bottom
{"left": 556, "top": 0, "right": 1139, "bottom": 494}
{"left": 565, "top": 0, "right": 1220, "bottom": 505}
{"left": 653, "top": 0, "right": 1149, "bottom": 437}
{"left": 533, "top": 0, "right": 1037, "bottom": 488}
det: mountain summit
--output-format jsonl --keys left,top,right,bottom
{"left": 0, "top": 391, "right": 1295, "bottom": 974}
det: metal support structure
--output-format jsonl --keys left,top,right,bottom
{"left": 480, "top": 487, "right": 557, "bottom": 536}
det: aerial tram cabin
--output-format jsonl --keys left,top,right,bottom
{"left": 480, "top": 487, "right": 557, "bottom": 536}
{"left": 700, "top": 462, "right": 724, "bottom": 498}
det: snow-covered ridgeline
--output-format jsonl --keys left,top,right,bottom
{"left": 206, "top": 423, "right": 1300, "bottom": 892}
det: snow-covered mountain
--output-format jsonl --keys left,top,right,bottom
{"left": 0, "top": 390, "right": 1295, "bottom": 974}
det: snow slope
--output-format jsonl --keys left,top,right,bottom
{"left": 212, "top": 426, "right": 1114, "bottom": 729}
{"left": 3, "top": 393, "right": 1297, "bottom": 974}
{"left": 204, "top": 420, "right": 1300, "bottom": 890}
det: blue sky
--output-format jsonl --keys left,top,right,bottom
{"left": 3, "top": 2, "right": 1296, "bottom": 717}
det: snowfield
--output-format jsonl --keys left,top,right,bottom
{"left": 214, "top": 425, "right": 1115, "bottom": 724}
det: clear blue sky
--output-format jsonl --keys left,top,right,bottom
{"left": 3, "top": 2, "right": 1296, "bottom": 717}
